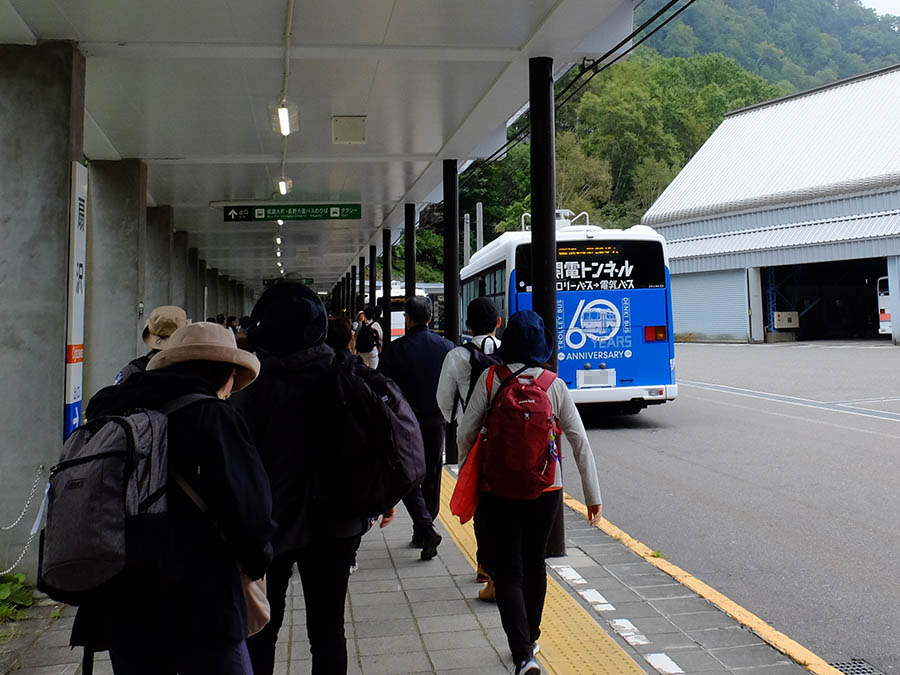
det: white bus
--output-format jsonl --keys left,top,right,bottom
{"left": 459, "top": 210, "right": 677, "bottom": 412}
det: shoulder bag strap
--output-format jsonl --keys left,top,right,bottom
{"left": 158, "top": 393, "right": 216, "bottom": 416}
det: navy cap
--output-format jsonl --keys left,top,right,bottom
{"left": 498, "top": 310, "right": 554, "bottom": 366}
{"left": 248, "top": 282, "right": 328, "bottom": 356}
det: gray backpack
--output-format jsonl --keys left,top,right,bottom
{"left": 37, "top": 394, "right": 212, "bottom": 605}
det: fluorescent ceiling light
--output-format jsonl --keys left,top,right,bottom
{"left": 277, "top": 219, "right": 284, "bottom": 226}
{"left": 278, "top": 106, "right": 291, "bottom": 136}
{"left": 274, "top": 235, "right": 282, "bottom": 245}
{"left": 278, "top": 180, "right": 287, "bottom": 195}
{"left": 276, "top": 249, "right": 282, "bottom": 257}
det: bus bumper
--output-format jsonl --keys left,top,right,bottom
{"left": 569, "top": 383, "right": 678, "bottom": 405}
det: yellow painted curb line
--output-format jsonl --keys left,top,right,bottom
{"left": 562, "top": 493, "right": 842, "bottom": 675}
{"left": 439, "top": 469, "right": 644, "bottom": 675}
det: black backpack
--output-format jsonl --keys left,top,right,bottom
{"left": 451, "top": 338, "right": 502, "bottom": 424}
{"left": 37, "top": 394, "right": 213, "bottom": 606}
{"left": 355, "top": 320, "right": 380, "bottom": 353}
{"left": 321, "top": 359, "right": 425, "bottom": 518}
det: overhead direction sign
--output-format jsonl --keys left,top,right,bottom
{"left": 224, "top": 204, "right": 361, "bottom": 222}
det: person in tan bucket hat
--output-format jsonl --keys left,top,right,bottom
{"left": 147, "top": 321, "right": 259, "bottom": 393}
{"left": 75, "top": 321, "right": 274, "bottom": 674}
{"left": 114, "top": 305, "right": 190, "bottom": 384}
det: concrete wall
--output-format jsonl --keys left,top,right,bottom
{"left": 0, "top": 43, "right": 84, "bottom": 573}
{"left": 85, "top": 159, "right": 148, "bottom": 398}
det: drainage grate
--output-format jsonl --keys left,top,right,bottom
{"left": 830, "top": 659, "right": 887, "bottom": 675}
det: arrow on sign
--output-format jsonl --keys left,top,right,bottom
{"left": 228, "top": 209, "right": 237, "bottom": 218}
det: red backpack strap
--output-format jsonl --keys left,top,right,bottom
{"left": 533, "top": 368, "right": 557, "bottom": 392}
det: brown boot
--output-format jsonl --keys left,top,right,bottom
{"left": 476, "top": 564, "right": 489, "bottom": 583}
{"left": 478, "top": 578, "right": 497, "bottom": 602}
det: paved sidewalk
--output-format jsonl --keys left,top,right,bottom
{"left": 5, "top": 482, "right": 827, "bottom": 675}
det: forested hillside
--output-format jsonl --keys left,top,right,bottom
{"left": 638, "top": 0, "right": 900, "bottom": 91}
{"left": 392, "top": 0, "right": 900, "bottom": 278}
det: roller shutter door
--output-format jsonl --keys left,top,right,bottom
{"left": 672, "top": 269, "right": 748, "bottom": 342}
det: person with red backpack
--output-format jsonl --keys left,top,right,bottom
{"left": 457, "top": 310, "right": 602, "bottom": 675}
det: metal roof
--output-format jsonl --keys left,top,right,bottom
{"left": 669, "top": 210, "right": 900, "bottom": 258}
{"left": 642, "top": 64, "right": 900, "bottom": 227}
{"left": 667, "top": 210, "right": 900, "bottom": 274}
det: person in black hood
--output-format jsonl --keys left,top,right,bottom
{"left": 231, "top": 282, "right": 394, "bottom": 675}
{"left": 73, "top": 322, "right": 275, "bottom": 675}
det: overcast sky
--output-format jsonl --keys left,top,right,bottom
{"left": 860, "top": 0, "right": 900, "bottom": 15}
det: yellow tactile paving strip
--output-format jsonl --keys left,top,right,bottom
{"left": 563, "top": 494, "right": 842, "bottom": 675}
{"left": 439, "top": 469, "right": 645, "bottom": 675}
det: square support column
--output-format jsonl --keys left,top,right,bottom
{"left": 187, "top": 248, "right": 200, "bottom": 319}
{"left": 198, "top": 260, "right": 208, "bottom": 318}
{"left": 206, "top": 267, "right": 219, "bottom": 318}
{"left": 85, "top": 159, "right": 148, "bottom": 400}
{"left": 0, "top": 42, "right": 85, "bottom": 572}
{"left": 145, "top": 205, "right": 173, "bottom": 312}
{"left": 170, "top": 232, "right": 189, "bottom": 310}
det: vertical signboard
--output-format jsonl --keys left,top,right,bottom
{"left": 64, "top": 162, "right": 87, "bottom": 438}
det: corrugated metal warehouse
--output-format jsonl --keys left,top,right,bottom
{"left": 642, "top": 63, "right": 900, "bottom": 343}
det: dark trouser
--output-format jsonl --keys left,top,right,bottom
{"left": 110, "top": 639, "right": 252, "bottom": 674}
{"left": 476, "top": 490, "right": 562, "bottom": 663}
{"left": 247, "top": 535, "right": 362, "bottom": 675}
{"left": 402, "top": 421, "right": 445, "bottom": 530}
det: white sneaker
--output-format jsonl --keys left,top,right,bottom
{"left": 515, "top": 657, "right": 541, "bottom": 675}
{"left": 532, "top": 642, "right": 540, "bottom": 655}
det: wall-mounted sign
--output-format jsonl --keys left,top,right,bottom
{"left": 65, "top": 162, "right": 88, "bottom": 438}
{"left": 224, "top": 204, "right": 361, "bottom": 222}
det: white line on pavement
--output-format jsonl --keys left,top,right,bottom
{"left": 551, "top": 565, "right": 587, "bottom": 585}
{"left": 644, "top": 653, "right": 685, "bottom": 674}
{"left": 608, "top": 619, "right": 651, "bottom": 646}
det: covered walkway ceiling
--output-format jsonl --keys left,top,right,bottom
{"left": 1, "top": 0, "right": 634, "bottom": 291}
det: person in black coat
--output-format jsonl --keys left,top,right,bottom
{"left": 378, "top": 295, "right": 455, "bottom": 560}
{"left": 231, "top": 283, "right": 394, "bottom": 675}
{"left": 73, "top": 322, "right": 275, "bottom": 675}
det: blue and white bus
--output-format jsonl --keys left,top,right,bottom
{"left": 459, "top": 210, "right": 676, "bottom": 413}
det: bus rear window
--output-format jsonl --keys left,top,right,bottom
{"left": 515, "top": 240, "right": 665, "bottom": 291}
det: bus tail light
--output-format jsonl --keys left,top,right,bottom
{"left": 644, "top": 325, "right": 667, "bottom": 342}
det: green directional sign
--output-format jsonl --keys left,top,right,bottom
{"left": 224, "top": 204, "right": 361, "bottom": 222}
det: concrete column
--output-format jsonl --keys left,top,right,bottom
{"left": 229, "top": 280, "right": 239, "bottom": 317}
{"left": 0, "top": 42, "right": 84, "bottom": 571}
{"left": 236, "top": 284, "right": 245, "bottom": 317}
{"left": 84, "top": 159, "right": 148, "bottom": 400}
{"left": 170, "top": 232, "right": 189, "bottom": 310}
{"left": 888, "top": 256, "right": 900, "bottom": 346}
{"left": 206, "top": 267, "right": 219, "bottom": 318}
{"left": 217, "top": 275, "right": 229, "bottom": 316}
{"left": 145, "top": 206, "right": 173, "bottom": 312}
{"left": 369, "top": 244, "right": 377, "bottom": 310}
{"left": 198, "top": 259, "right": 208, "bottom": 318}
{"left": 186, "top": 248, "right": 200, "bottom": 319}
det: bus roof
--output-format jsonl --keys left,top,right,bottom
{"left": 461, "top": 223, "right": 668, "bottom": 278}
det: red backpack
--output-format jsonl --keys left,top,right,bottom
{"left": 479, "top": 365, "right": 562, "bottom": 500}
